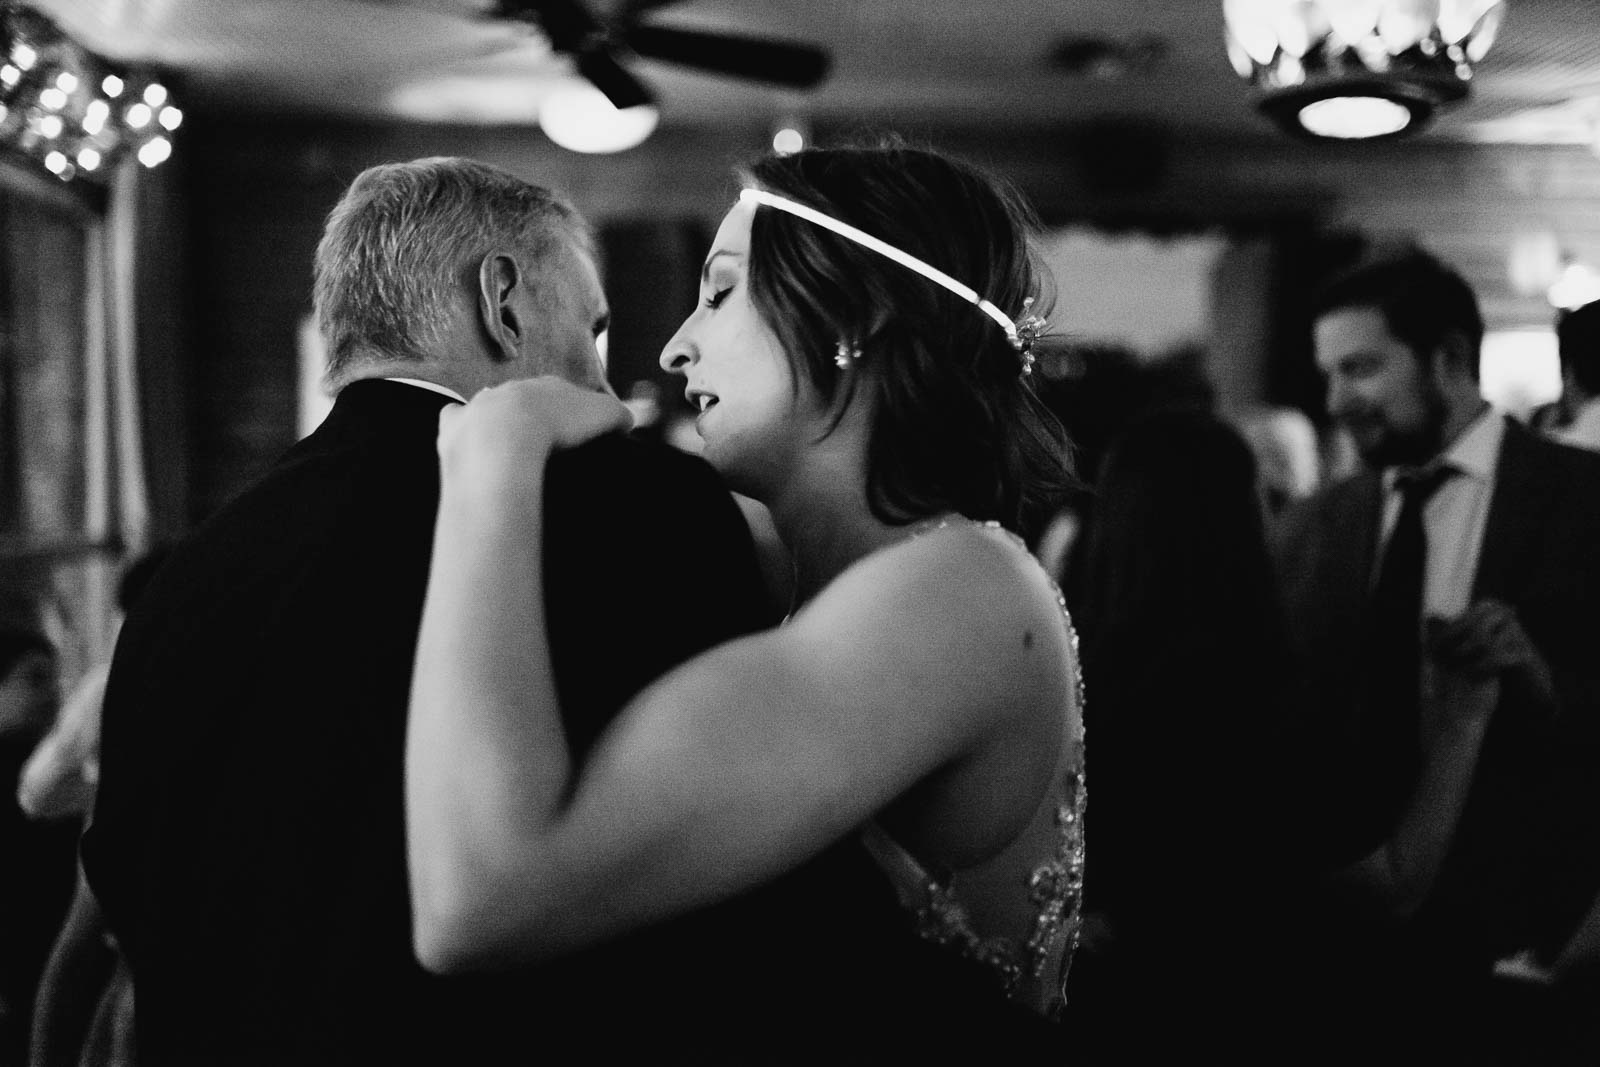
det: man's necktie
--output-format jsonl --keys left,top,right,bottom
{"left": 1361, "top": 464, "right": 1454, "bottom": 837}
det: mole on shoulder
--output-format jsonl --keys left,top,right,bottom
{"left": 1023, "top": 630, "right": 1034, "bottom": 650}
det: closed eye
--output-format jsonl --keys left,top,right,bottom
{"left": 704, "top": 287, "right": 732, "bottom": 310}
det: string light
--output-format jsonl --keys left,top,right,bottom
{"left": 0, "top": 3, "right": 181, "bottom": 181}
{"left": 136, "top": 135, "right": 169, "bottom": 167}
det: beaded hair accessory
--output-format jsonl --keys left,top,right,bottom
{"left": 740, "top": 187, "right": 1046, "bottom": 375}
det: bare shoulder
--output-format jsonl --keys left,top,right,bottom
{"left": 790, "top": 520, "right": 1079, "bottom": 736}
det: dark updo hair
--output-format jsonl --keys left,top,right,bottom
{"left": 741, "top": 143, "right": 1077, "bottom": 539}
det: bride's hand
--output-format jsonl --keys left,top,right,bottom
{"left": 438, "top": 376, "right": 634, "bottom": 482}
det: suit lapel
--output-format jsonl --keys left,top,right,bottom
{"left": 1473, "top": 419, "right": 1561, "bottom": 603}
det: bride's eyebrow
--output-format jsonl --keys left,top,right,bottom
{"left": 699, "top": 249, "right": 744, "bottom": 284}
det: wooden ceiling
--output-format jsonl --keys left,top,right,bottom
{"left": 21, "top": 0, "right": 1600, "bottom": 146}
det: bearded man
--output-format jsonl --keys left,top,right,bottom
{"left": 1271, "top": 246, "right": 1600, "bottom": 1062}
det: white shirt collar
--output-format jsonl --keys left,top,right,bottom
{"left": 382, "top": 377, "right": 468, "bottom": 405}
{"left": 1439, "top": 404, "right": 1503, "bottom": 484}
{"left": 1382, "top": 404, "right": 1502, "bottom": 492}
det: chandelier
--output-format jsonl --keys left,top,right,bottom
{"left": 1224, "top": 0, "right": 1507, "bottom": 140}
{"left": 0, "top": 2, "right": 180, "bottom": 182}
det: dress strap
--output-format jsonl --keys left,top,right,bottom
{"left": 860, "top": 820, "right": 945, "bottom": 913}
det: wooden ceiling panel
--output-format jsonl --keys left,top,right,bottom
{"left": 15, "top": 0, "right": 1600, "bottom": 144}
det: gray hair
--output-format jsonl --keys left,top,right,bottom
{"left": 313, "top": 157, "right": 589, "bottom": 378}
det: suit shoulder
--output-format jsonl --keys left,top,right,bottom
{"left": 547, "top": 433, "right": 737, "bottom": 514}
{"left": 1539, "top": 432, "right": 1600, "bottom": 478}
{"left": 1277, "top": 473, "right": 1371, "bottom": 541}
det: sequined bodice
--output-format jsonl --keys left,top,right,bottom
{"left": 862, "top": 518, "right": 1086, "bottom": 1020}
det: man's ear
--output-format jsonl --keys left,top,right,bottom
{"left": 476, "top": 252, "right": 527, "bottom": 362}
{"left": 1429, "top": 328, "right": 1477, "bottom": 384}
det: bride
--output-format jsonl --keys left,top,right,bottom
{"left": 406, "top": 143, "right": 1085, "bottom": 1043}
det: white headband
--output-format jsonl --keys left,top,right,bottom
{"left": 739, "top": 186, "right": 1038, "bottom": 360}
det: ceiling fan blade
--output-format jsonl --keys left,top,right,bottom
{"left": 625, "top": 25, "right": 831, "bottom": 88}
{"left": 497, "top": 0, "right": 599, "bottom": 50}
{"left": 615, "top": 0, "right": 694, "bottom": 18}
{"left": 576, "top": 46, "right": 656, "bottom": 109}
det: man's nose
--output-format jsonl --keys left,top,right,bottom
{"left": 1324, "top": 376, "right": 1353, "bottom": 417}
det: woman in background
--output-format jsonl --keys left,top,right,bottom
{"left": 1069, "top": 406, "right": 1296, "bottom": 1061}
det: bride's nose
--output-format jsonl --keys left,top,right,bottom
{"left": 659, "top": 324, "right": 697, "bottom": 376}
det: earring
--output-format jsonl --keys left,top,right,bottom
{"left": 834, "top": 338, "right": 862, "bottom": 369}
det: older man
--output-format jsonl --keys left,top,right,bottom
{"left": 82, "top": 158, "right": 772, "bottom": 1064}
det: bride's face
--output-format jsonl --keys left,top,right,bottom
{"left": 659, "top": 200, "right": 825, "bottom": 497}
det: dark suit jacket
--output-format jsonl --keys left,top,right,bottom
{"left": 81, "top": 380, "right": 780, "bottom": 1064}
{"left": 1275, "top": 417, "right": 1600, "bottom": 966}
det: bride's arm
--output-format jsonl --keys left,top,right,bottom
{"left": 406, "top": 378, "right": 631, "bottom": 969}
{"left": 407, "top": 400, "right": 1064, "bottom": 970}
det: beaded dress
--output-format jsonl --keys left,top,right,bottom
{"left": 860, "top": 519, "right": 1086, "bottom": 1021}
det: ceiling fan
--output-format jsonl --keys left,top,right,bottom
{"left": 492, "top": 0, "right": 832, "bottom": 109}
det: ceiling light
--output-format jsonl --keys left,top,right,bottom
{"left": 1224, "top": 0, "right": 1508, "bottom": 140}
{"left": 387, "top": 75, "right": 546, "bottom": 125}
{"left": 1549, "top": 262, "right": 1600, "bottom": 311}
{"left": 538, "top": 81, "right": 658, "bottom": 154}
{"left": 1297, "top": 96, "right": 1413, "bottom": 138}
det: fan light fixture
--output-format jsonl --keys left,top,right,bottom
{"left": 537, "top": 80, "right": 658, "bottom": 154}
{"left": 1224, "top": 0, "right": 1507, "bottom": 141}
{"left": 498, "top": 0, "right": 828, "bottom": 155}
{"left": 0, "top": 2, "right": 179, "bottom": 181}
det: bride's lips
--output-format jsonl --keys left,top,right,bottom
{"left": 686, "top": 387, "right": 719, "bottom": 417}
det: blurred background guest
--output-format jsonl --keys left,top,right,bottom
{"left": 1237, "top": 404, "right": 1322, "bottom": 529}
{"left": 23, "top": 547, "right": 170, "bottom": 1067}
{"left": 0, "top": 608, "right": 76, "bottom": 1066}
{"left": 1275, "top": 247, "right": 1600, "bottom": 1064}
{"left": 1066, "top": 405, "right": 1298, "bottom": 1063}
{"left": 1551, "top": 300, "right": 1600, "bottom": 452}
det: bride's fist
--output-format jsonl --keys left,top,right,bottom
{"left": 438, "top": 376, "right": 634, "bottom": 475}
